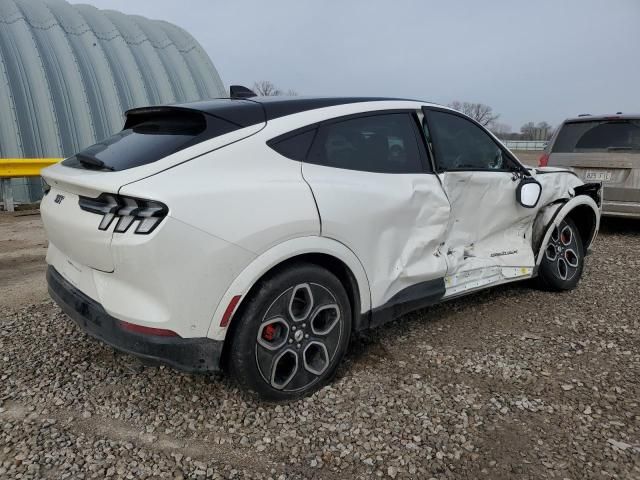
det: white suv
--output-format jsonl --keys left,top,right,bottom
{"left": 41, "top": 95, "right": 601, "bottom": 400}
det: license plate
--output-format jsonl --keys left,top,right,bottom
{"left": 584, "top": 170, "right": 612, "bottom": 182}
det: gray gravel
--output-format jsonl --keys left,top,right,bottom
{"left": 1, "top": 218, "right": 639, "bottom": 479}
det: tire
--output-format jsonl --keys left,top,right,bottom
{"left": 226, "top": 263, "right": 352, "bottom": 401}
{"left": 537, "top": 217, "right": 585, "bottom": 291}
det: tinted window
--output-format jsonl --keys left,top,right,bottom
{"left": 63, "top": 110, "right": 238, "bottom": 171}
{"left": 268, "top": 129, "right": 316, "bottom": 161}
{"left": 552, "top": 120, "right": 640, "bottom": 153}
{"left": 307, "top": 113, "right": 423, "bottom": 173}
{"left": 427, "top": 110, "right": 509, "bottom": 171}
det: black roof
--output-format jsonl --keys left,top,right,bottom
{"left": 242, "top": 96, "right": 399, "bottom": 121}
{"left": 125, "top": 96, "right": 418, "bottom": 130}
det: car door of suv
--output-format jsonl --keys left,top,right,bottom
{"left": 422, "top": 107, "right": 537, "bottom": 297}
{"left": 298, "top": 111, "right": 451, "bottom": 326}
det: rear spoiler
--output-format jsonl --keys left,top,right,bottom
{"left": 123, "top": 106, "right": 208, "bottom": 130}
{"left": 124, "top": 101, "right": 265, "bottom": 130}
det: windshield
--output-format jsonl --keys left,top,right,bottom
{"left": 552, "top": 119, "right": 640, "bottom": 153}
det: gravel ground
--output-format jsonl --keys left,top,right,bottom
{"left": 1, "top": 216, "right": 639, "bottom": 479}
{"left": 0, "top": 213, "right": 48, "bottom": 311}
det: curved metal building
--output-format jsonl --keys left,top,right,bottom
{"left": 0, "top": 0, "right": 226, "bottom": 203}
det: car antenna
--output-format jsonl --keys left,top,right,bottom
{"left": 230, "top": 85, "right": 257, "bottom": 99}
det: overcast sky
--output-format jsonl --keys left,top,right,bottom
{"left": 73, "top": 0, "right": 640, "bottom": 130}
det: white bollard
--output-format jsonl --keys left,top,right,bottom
{"left": 1, "top": 178, "right": 15, "bottom": 212}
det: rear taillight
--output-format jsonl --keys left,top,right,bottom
{"left": 538, "top": 153, "right": 550, "bottom": 167}
{"left": 79, "top": 193, "right": 167, "bottom": 234}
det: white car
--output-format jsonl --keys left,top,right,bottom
{"left": 41, "top": 93, "right": 602, "bottom": 400}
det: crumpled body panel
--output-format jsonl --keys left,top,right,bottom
{"left": 440, "top": 169, "right": 584, "bottom": 296}
{"left": 384, "top": 177, "right": 451, "bottom": 300}
{"left": 302, "top": 164, "right": 450, "bottom": 308}
{"left": 439, "top": 171, "right": 532, "bottom": 273}
{"left": 305, "top": 160, "right": 586, "bottom": 308}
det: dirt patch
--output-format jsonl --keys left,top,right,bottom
{"left": 0, "top": 212, "right": 48, "bottom": 313}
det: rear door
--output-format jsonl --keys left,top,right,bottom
{"left": 423, "top": 108, "right": 536, "bottom": 295}
{"left": 549, "top": 118, "right": 640, "bottom": 204}
{"left": 299, "top": 111, "right": 451, "bottom": 314}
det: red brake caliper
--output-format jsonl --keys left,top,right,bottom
{"left": 262, "top": 324, "right": 277, "bottom": 341}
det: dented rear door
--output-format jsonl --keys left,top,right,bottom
{"left": 301, "top": 111, "right": 450, "bottom": 311}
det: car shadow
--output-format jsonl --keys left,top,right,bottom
{"left": 599, "top": 216, "right": 640, "bottom": 236}
{"left": 339, "top": 280, "right": 531, "bottom": 376}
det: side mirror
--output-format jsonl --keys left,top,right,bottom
{"left": 516, "top": 177, "right": 542, "bottom": 208}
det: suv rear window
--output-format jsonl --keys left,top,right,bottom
{"left": 553, "top": 120, "right": 640, "bottom": 153}
{"left": 63, "top": 109, "right": 242, "bottom": 171}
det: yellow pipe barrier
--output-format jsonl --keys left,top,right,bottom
{"left": 0, "top": 158, "right": 61, "bottom": 178}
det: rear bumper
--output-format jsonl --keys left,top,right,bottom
{"left": 47, "top": 266, "right": 223, "bottom": 373}
{"left": 602, "top": 200, "right": 640, "bottom": 218}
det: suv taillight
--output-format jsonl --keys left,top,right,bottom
{"left": 79, "top": 194, "right": 168, "bottom": 234}
{"left": 538, "top": 153, "right": 550, "bottom": 167}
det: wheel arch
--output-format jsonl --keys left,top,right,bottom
{"left": 206, "top": 236, "right": 371, "bottom": 343}
{"left": 565, "top": 204, "right": 599, "bottom": 251}
{"left": 534, "top": 195, "right": 600, "bottom": 268}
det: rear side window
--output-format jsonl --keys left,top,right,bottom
{"left": 268, "top": 129, "right": 316, "bottom": 161}
{"left": 552, "top": 120, "right": 640, "bottom": 153}
{"left": 307, "top": 113, "right": 424, "bottom": 173}
{"left": 63, "top": 110, "right": 239, "bottom": 171}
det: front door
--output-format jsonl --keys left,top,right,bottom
{"left": 423, "top": 108, "right": 538, "bottom": 296}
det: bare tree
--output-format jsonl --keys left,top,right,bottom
{"left": 520, "top": 122, "right": 536, "bottom": 140}
{"left": 536, "top": 121, "right": 552, "bottom": 140}
{"left": 253, "top": 80, "right": 282, "bottom": 96}
{"left": 490, "top": 122, "right": 512, "bottom": 138}
{"left": 519, "top": 121, "right": 553, "bottom": 140}
{"left": 252, "top": 81, "right": 298, "bottom": 97}
{"left": 448, "top": 101, "right": 500, "bottom": 127}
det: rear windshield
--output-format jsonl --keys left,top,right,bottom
{"left": 63, "top": 109, "right": 240, "bottom": 171}
{"left": 552, "top": 119, "right": 640, "bottom": 153}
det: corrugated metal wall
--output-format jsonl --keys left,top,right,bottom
{"left": 0, "top": 0, "right": 226, "bottom": 202}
